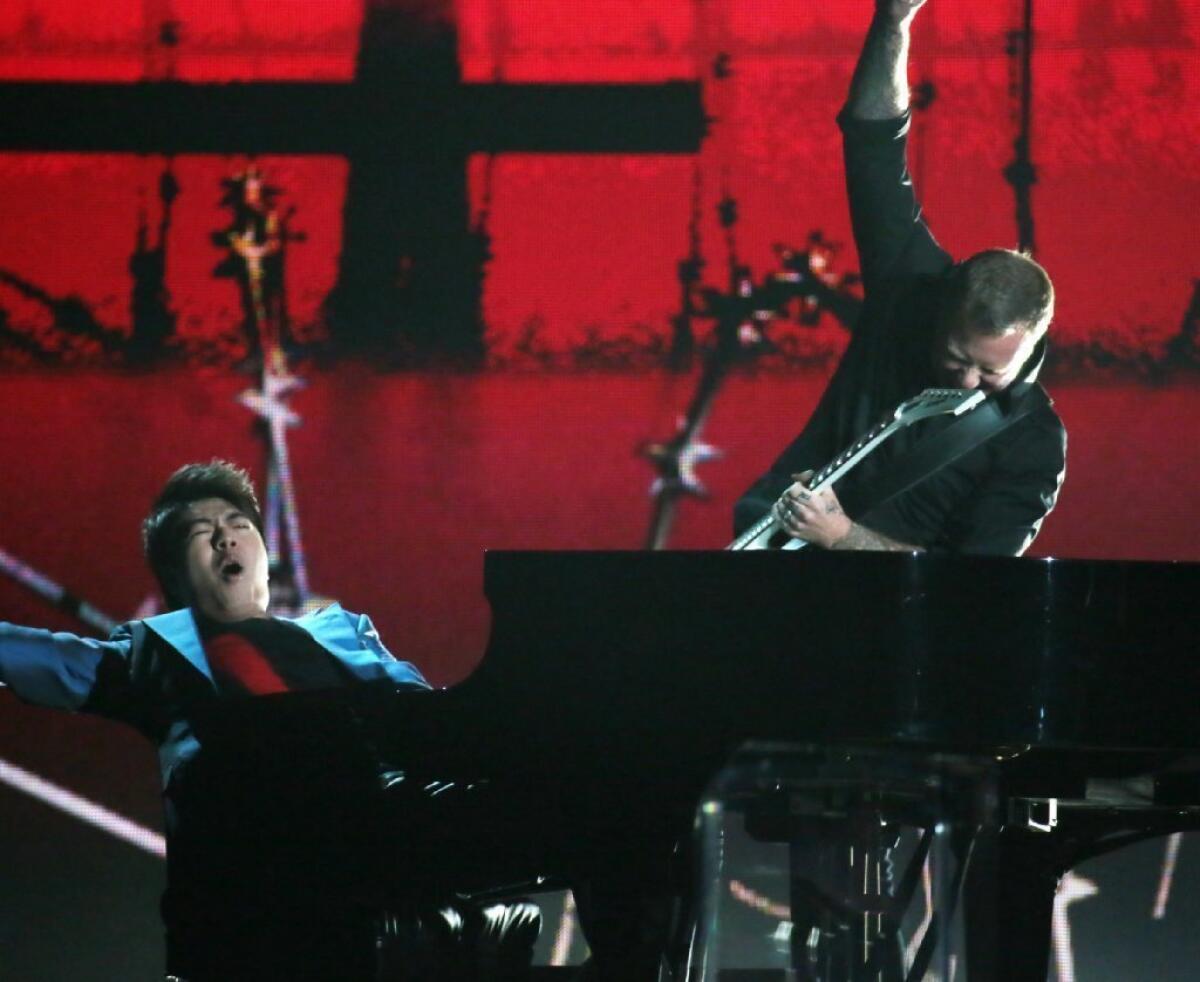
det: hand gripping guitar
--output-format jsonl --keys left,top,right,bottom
{"left": 727, "top": 388, "right": 986, "bottom": 551}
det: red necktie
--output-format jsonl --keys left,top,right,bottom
{"left": 205, "top": 631, "right": 290, "bottom": 695}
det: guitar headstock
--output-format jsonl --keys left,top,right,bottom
{"left": 892, "top": 388, "right": 986, "bottom": 426}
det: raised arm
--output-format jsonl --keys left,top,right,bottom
{"left": 839, "top": 0, "right": 947, "bottom": 293}
{"left": 845, "top": 1, "right": 928, "bottom": 121}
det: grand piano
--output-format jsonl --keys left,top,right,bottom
{"left": 445, "top": 549, "right": 1200, "bottom": 758}
{"left": 214, "top": 549, "right": 1200, "bottom": 980}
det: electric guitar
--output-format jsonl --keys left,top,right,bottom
{"left": 727, "top": 388, "right": 986, "bottom": 551}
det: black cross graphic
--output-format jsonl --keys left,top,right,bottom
{"left": 0, "top": 1, "right": 704, "bottom": 361}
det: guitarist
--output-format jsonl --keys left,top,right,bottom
{"left": 735, "top": 0, "right": 1065, "bottom": 556}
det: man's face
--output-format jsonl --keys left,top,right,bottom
{"left": 933, "top": 321, "right": 1038, "bottom": 394}
{"left": 180, "top": 497, "right": 270, "bottom": 622}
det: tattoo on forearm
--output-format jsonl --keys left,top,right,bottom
{"left": 832, "top": 523, "right": 921, "bottom": 553}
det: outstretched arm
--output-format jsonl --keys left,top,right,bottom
{"left": 846, "top": 1, "right": 929, "bottom": 121}
{"left": 0, "top": 622, "right": 130, "bottom": 709}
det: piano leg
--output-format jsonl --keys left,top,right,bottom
{"left": 573, "top": 876, "right": 675, "bottom": 981}
{"left": 964, "top": 803, "right": 1200, "bottom": 982}
{"left": 963, "top": 825, "right": 1059, "bottom": 982}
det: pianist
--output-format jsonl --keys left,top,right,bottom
{"left": 0, "top": 460, "right": 543, "bottom": 981}
{"left": 735, "top": 0, "right": 1066, "bottom": 556}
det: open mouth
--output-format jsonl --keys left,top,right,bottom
{"left": 220, "top": 560, "right": 244, "bottom": 580}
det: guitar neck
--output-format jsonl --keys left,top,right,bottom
{"left": 727, "top": 417, "right": 902, "bottom": 551}
{"left": 726, "top": 387, "right": 982, "bottom": 551}
{"left": 807, "top": 417, "right": 899, "bottom": 492}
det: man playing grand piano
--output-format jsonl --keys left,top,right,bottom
{"left": 0, "top": 460, "right": 545, "bottom": 981}
{"left": 736, "top": 0, "right": 1066, "bottom": 556}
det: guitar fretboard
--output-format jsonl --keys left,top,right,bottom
{"left": 726, "top": 387, "right": 983, "bottom": 551}
{"left": 727, "top": 416, "right": 895, "bottom": 551}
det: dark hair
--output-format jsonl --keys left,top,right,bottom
{"left": 143, "top": 460, "right": 264, "bottom": 610}
{"left": 944, "top": 249, "right": 1055, "bottom": 338}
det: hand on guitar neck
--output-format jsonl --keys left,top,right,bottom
{"left": 728, "top": 388, "right": 981, "bottom": 552}
{"left": 774, "top": 471, "right": 851, "bottom": 549}
{"left": 775, "top": 471, "right": 919, "bottom": 552}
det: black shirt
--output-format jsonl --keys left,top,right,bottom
{"left": 734, "top": 111, "right": 1066, "bottom": 555}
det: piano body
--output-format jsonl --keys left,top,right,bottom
{"left": 215, "top": 550, "right": 1200, "bottom": 979}
{"left": 394, "top": 549, "right": 1200, "bottom": 816}
{"left": 431, "top": 550, "right": 1200, "bottom": 979}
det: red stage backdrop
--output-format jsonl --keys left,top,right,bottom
{"left": 0, "top": 0, "right": 1196, "bottom": 364}
{"left": 1, "top": 2, "right": 1199, "bottom": 979}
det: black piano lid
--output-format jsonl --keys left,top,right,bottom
{"left": 475, "top": 551, "right": 1200, "bottom": 757}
